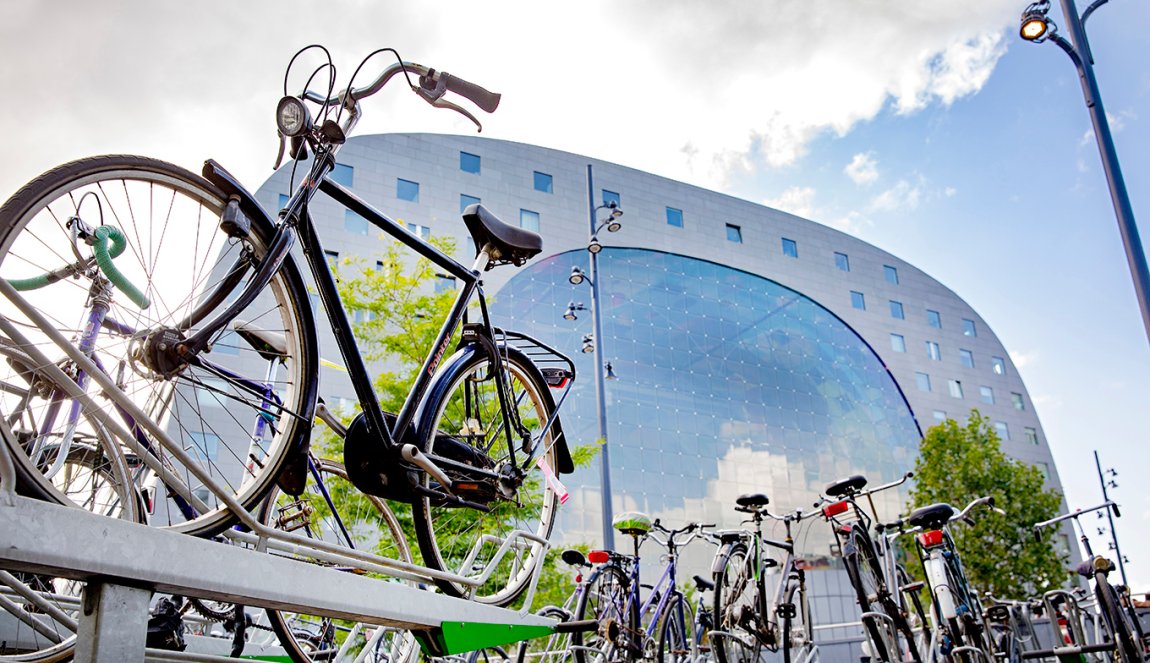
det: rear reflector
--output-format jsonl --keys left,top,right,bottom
{"left": 918, "top": 529, "right": 944, "bottom": 548}
{"left": 822, "top": 501, "right": 849, "bottom": 518}
{"left": 587, "top": 550, "right": 611, "bottom": 564}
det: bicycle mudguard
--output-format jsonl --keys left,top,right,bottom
{"left": 711, "top": 540, "right": 744, "bottom": 575}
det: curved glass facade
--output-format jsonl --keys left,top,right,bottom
{"left": 496, "top": 248, "right": 922, "bottom": 558}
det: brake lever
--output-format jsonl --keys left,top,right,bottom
{"left": 429, "top": 96, "right": 483, "bottom": 132}
{"left": 273, "top": 131, "right": 287, "bottom": 170}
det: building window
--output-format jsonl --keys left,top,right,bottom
{"left": 520, "top": 209, "right": 540, "bottom": 233}
{"left": 980, "top": 386, "right": 995, "bottom": 405}
{"left": 397, "top": 178, "right": 420, "bottom": 202}
{"left": 834, "top": 252, "right": 850, "bottom": 271}
{"left": 994, "top": 422, "right": 1010, "bottom": 441}
{"left": 927, "top": 309, "right": 941, "bottom": 328}
{"left": 726, "top": 224, "right": 743, "bottom": 243}
{"left": 375, "top": 260, "right": 385, "bottom": 272}
{"left": 533, "top": 171, "right": 553, "bottom": 193}
{"left": 948, "top": 379, "right": 964, "bottom": 399}
{"left": 926, "top": 341, "right": 941, "bottom": 361}
{"left": 602, "top": 189, "right": 621, "bottom": 207}
{"left": 278, "top": 193, "right": 290, "bottom": 209}
{"left": 435, "top": 274, "right": 457, "bottom": 294}
{"left": 666, "top": 207, "right": 684, "bottom": 228}
{"left": 884, "top": 265, "right": 899, "bottom": 284}
{"left": 890, "top": 334, "right": 906, "bottom": 353}
{"left": 331, "top": 163, "right": 354, "bottom": 187}
{"left": 460, "top": 194, "right": 481, "bottom": 213}
{"left": 889, "top": 300, "right": 905, "bottom": 320}
{"left": 959, "top": 349, "right": 975, "bottom": 368}
{"left": 460, "top": 151, "right": 481, "bottom": 174}
{"left": 915, "top": 372, "right": 931, "bottom": 392}
{"left": 324, "top": 250, "right": 339, "bottom": 269}
{"left": 1011, "top": 392, "right": 1025, "bottom": 411}
{"left": 1036, "top": 462, "right": 1050, "bottom": 481}
{"left": 850, "top": 291, "right": 866, "bottom": 310}
{"left": 405, "top": 223, "right": 431, "bottom": 240}
{"left": 933, "top": 410, "right": 948, "bottom": 422}
{"left": 344, "top": 210, "right": 369, "bottom": 235}
{"left": 991, "top": 356, "right": 1006, "bottom": 375}
{"left": 781, "top": 238, "right": 798, "bottom": 258}
{"left": 962, "top": 318, "right": 977, "bottom": 337}
{"left": 1025, "top": 427, "right": 1039, "bottom": 445}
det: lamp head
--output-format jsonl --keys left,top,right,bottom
{"left": 1019, "top": 2, "right": 1051, "bottom": 41}
{"left": 563, "top": 301, "right": 582, "bottom": 321}
{"left": 569, "top": 266, "right": 586, "bottom": 285}
{"left": 581, "top": 333, "right": 595, "bottom": 354}
{"left": 588, "top": 237, "right": 603, "bottom": 254}
{"left": 605, "top": 362, "right": 617, "bottom": 380}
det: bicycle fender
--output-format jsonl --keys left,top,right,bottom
{"left": 413, "top": 341, "right": 574, "bottom": 474}
{"left": 711, "top": 541, "right": 745, "bottom": 575}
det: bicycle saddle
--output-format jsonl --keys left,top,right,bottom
{"left": 693, "top": 575, "right": 715, "bottom": 592}
{"left": 735, "top": 493, "right": 769, "bottom": 508}
{"left": 612, "top": 511, "right": 653, "bottom": 537}
{"left": 462, "top": 203, "right": 542, "bottom": 269}
{"left": 825, "top": 474, "right": 867, "bottom": 497}
{"left": 907, "top": 503, "right": 956, "bottom": 530}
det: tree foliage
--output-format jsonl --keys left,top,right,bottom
{"left": 907, "top": 410, "right": 1068, "bottom": 598}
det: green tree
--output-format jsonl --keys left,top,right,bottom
{"left": 908, "top": 410, "right": 1068, "bottom": 598}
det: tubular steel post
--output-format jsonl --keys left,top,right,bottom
{"left": 586, "top": 163, "right": 615, "bottom": 552}
{"left": 1094, "top": 450, "right": 1129, "bottom": 587}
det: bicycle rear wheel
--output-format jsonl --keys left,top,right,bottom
{"left": 572, "top": 564, "right": 629, "bottom": 663}
{"left": 0, "top": 155, "right": 317, "bottom": 537}
{"left": 1095, "top": 578, "right": 1141, "bottom": 663}
{"left": 781, "top": 578, "right": 813, "bottom": 663}
{"left": 412, "top": 345, "right": 560, "bottom": 605}
{"left": 843, "top": 529, "right": 895, "bottom": 663}
{"left": 712, "top": 543, "right": 762, "bottom": 663}
{"left": 658, "top": 594, "right": 696, "bottom": 663}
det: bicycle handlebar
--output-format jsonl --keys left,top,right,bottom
{"left": 1033, "top": 501, "right": 1119, "bottom": 540}
{"left": 952, "top": 495, "right": 1004, "bottom": 524}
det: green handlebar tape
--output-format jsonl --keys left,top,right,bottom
{"left": 7, "top": 273, "right": 53, "bottom": 291}
{"left": 92, "top": 226, "right": 150, "bottom": 309}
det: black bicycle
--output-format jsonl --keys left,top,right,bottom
{"left": 0, "top": 46, "right": 575, "bottom": 607}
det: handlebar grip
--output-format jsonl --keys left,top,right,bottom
{"left": 93, "top": 226, "right": 150, "bottom": 309}
{"left": 1112, "top": 503, "right": 1121, "bottom": 518}
{"left": 1033, "top": 526, "right": 1042, "bottom": 542}
{"left": 553, "top": 619, "right": 599, "bottom": 634}
{"left": 440, "top": 72, "right": 501, "bottom": 113}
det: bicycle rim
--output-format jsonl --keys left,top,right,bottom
{"left": 844, "top": 531, "right": 892, "bottom": 663}
{"left": 572, "top": 565, "right": 629, "bottom": 663}
{"left": 782, "top": 581, "right": 813, "bottom": 663}
{"left": 659, "top": 595, "right": 696, "bottom": 663}
{"left": 712, "top": 544, "right": 762, "bottom": 663}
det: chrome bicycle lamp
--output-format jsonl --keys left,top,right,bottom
{"left": 276, "top": 96, "right": 313, "bottom": 137}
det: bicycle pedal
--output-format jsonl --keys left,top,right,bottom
{"left": 274, "top": 500, "right": 313, "bottom": 532}
{"left": 777, "top": 602, "right": 797, "bottom": 619}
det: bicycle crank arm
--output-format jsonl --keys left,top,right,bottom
{"left": 402, "top": 443, "right": 455, "bottom": 495}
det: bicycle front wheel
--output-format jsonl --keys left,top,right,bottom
{"left": 412, "top": 345, "right": 560, "bottom": 605}
{"left": 572, "top": 564, "right": 629, "bottom": 663}
{"left": 658, "top": 594, "right": 696, "bottom": 663}
{"left": 843, "top": 529, "right": 895, "bottom": 663}
{"left": 1095, "top": 578, "right": 1142, "bottom": 663}
{"left": 712, "top": 543, "right": 762, "bottom": 663}
{"left": 0, "top": 155, "right": 317, "bottom": 536}
{"left": 781, "top": 579, "right": 813, "bottom": 663}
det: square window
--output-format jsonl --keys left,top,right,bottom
{"left": 980, "top": 386, "right": 995, "bottom": 405}
{"left": 926, "top": 341, "right": 941, "bottom": 361}
{"left": 1011, "top": 392, "right": 1025, "bottom": 411}
{"left": 666, "top": 207, "right": 684, "bottom": 228}
{"left": 834, "top": 252, "right": 850, "bottom": 271}
{"left": 960, "top": 349, "right": 975, "bottom": 368}
{"left": 890, "top": 334, "right": 906, "bottom": 353}
{"left": 533, "top": 171, "right": 553, "bottom": 193}
{"left": 397, "top": 178, "right": 420, "bottom": 202}
{"left": 460, "top": 194, "right": 481, "bottom": 214}
{"left": 963, "top": 318, "right": 977, "bottom": 337}
{"left": 884, "top": 265, "right": 899, "bottom": 284}
{"left": 948, "top": 379, "right": 963, "bottom": 399}
{"left": 782, "top": 238, "right": 798, "bottom": 258}
{"left": 277, "top": 193, "right": 290, "bottom": 209}
{"left": 726, "top": 224, "right": 743, "bottom": 243}
{"left": 1036, "top": 462, "right": 1050, "bottom": 481}
{"left": 520, "top": 209, "right": 540, "bottom": 233}
{"left": 992, "top": 356, "right": 1006, "bottom": 375}
{"left": 1025, "top": 427, "right": 1039, "bottom": 445}
{"left": 324, "top": 250, "right": 339, "bottom": 269}
{"left": 850, "top": 291, "right": 866, "bottom": 310}
{"left": 331, "top": 163, "right": 354, "bottom": 187}
{"left": 927, "top": 309, "right": 941, "bottom": 328}
{"left": 344, "top": 209, "right": 369, "bottom": 235}
{"left": 460, "top": 151, "right": 481, "bottom": 174}
{"left": 602, "top": 189, "right": 621, "bottom": 207}
{"left": 994, "top": 422, "right": 1010, "bottom": 441}
{"left": 915, "top": 372, "right": 931, "bottom": 392}
{"left": 405, "top": 223, "right": 431, "bottom": 240}
{"left": 889, "top": 300, "right": 905, "bottom": 319}
{"left": 932, "top": 410, "right": 948, "bottom": 422}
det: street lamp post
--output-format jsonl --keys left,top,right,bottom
{"left": 1094, "top": 450, "right": 1129, "bottom": 587}
{"left": 567, "top": 163, "right": 624, "bottom": 550}
{"left": 1020, "top": 0, "right": 1150, "bottom": 347}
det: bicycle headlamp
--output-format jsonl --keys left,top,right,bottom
{"left": 276, "top": 96, "right": 312, "bottom": 137}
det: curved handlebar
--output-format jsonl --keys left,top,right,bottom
{"left": 1032, "top": 500, "right": 1120, "bottom": 540}
{"left": 952, "top": 495, "right": 1004, "bottom": 524}
{"left": 7, "top": 224, "right": 150, "bottom": 309}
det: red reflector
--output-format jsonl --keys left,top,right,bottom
{"left": 822, "top": 501, "right": 849, "bottom": 518}
{"left": 587, "top": 550, "right": 610, "bottom": 564}
{"left": 918, "top": 529, "right": 944, "bottom": 548}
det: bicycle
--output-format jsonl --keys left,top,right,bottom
{"left": 818, "top": 472, "right": 916, "bottom": 663}
{"left": 709, "top": 494, "right": 821, "bottom": 663}
{"left": 1035, "top": 502, "right": 1145, "bottom": 663}
{"left": 572, "top": 515, "right": 710, "bottom": 663}
{"left": 0, "top": 45, "right": 576, "bottom": 608}
{"left": 515, "top": 549, "right": 598, "bottom": 663}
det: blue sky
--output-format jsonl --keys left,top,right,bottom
{"left": 1, "top": 1, "right": 1147, "bottom": 589}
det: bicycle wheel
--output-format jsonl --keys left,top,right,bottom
{"left": 572, "top": 564, "right": 629, "bottom": 663}
{"left": 1095, "top": 579, "right": 1141, "bottom": 663}
{"left": 843, "top": 529, "right": 895, "bottom": 663}
{"left": 658, "top": 595, "right": 696, "bottom": 663}
{"left": 412, "top": 346, "right": 560, "bottom": 605}
{"left": 895, "top": 565, "right": 927, "bottom": 663}
{"left": 260, "top": 458, "right": 416, "bottom": 663}
{"left": 516, "top": 606, "right": 574, "bottom": 663}
{"left": 781, "top": 579, "right": 813, "bottom": 663}
{"left": 0, "top": 155, "right": 317, "bottom": 537}
{"left": 712, "top": 543, "right": 762, "bottom": 663}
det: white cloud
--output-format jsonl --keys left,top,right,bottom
{"left": 828, "top": 210, "right": 873, "bottom": 236}
{"left": 763, "top": 186, "right": 819, "bottom": 219}
{"left": 870, "top": 179, "right": 924, "bottom": 212}
{"left": 1009, "top": 349, "right": 1036, "bottom": 369}
{"left": 945, "top": 187, "right": 958, "bottom": 197}
{"left": 845, "top": 153, "right": 880, "bottom": 186}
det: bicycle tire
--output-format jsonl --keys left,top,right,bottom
{"left": 843, "top": 528, "right": 895, "bottom": 663}
{"left": 658, "top": 594, "right": 696, "bottom": 663}
{"left": 711, "top": 542, "right": 763, "bottom": 663}
{"left": 572, "top": 564, "right": 629, "bottom": 663}
{"left": 516, "top": 606, "right": 573, "bottom": 663}
{"left": 782, "top": 578, "right": 813, "bottom": 663}
{"left": 0, "top": 155, "right": 317, "bottom": 537}
{"left": 895, "top": 564, "right": 927, "bottom": 663}
{"left": 411, "top": 344, "right": 560, "bottom": 605}
{"left": 1095, "top": 578, "right": 1142, "bottom": 663}
{"left": 259, "top": 458, "right": 416, "bottom": 663}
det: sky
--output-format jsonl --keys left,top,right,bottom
{"left": 1, "top": 1, "right": 1147, "bottom": 590}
